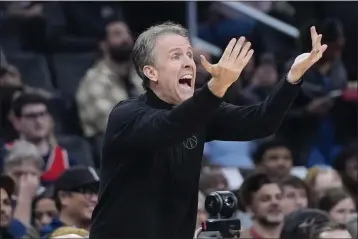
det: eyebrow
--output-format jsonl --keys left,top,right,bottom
{"left": 169, "top": 46, "right": 193, "bottom": 53}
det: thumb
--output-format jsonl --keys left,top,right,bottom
{"left": 308, "top": 49, "right": 319, "bottom": 61}
{"left": 200, "top": 55, "right": 212, "bottom": 74}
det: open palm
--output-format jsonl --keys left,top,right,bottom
{"left": 289, "top": 26, "right": 328, "bottom": 81}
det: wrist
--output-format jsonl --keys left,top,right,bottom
{"left": 287, "top": 70, "right": 301, "bottom": 84}
{"left": 17, "top": 191, "right": 35, "bottom": 203}
{"left": 207, "top": 78, "right": 230, "bottom": 98}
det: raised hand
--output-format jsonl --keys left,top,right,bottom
{"left": 201, "top": 37, "right": 254, "bottom": 88}
{"left": 288, "top": 26, "right": 328, "bottom": 83}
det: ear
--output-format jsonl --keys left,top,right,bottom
{"left": 11, "top": 115, "right": 21, "bottom": 132}
{"left": 143, "top": 65, "right": 158, "bottom": 83}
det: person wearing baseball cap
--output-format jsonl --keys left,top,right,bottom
{"left": 39, "top": 166, "right": 99, "bottom": 237}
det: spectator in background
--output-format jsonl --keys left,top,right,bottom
{"left": 251, "top": 138, "right": 293, "bottom": 181}
{"left": 239, "top": 173, "right": 284, "bottom": 238}
{"left": 0, "top": 93, "right": 76, "bottom": 184}
{"left": 49, "top": 226, "right": 89, "bottom": 238}
{"left": 40, "top": 167, "right": 99, "bottom": 237}
{"left": 32, "top": 188, "right": 58, "bottom": 232}
{"left": 333, "top": 142, "right": 358, "bottom": 204}
{"left": 3, "top": 140, "right": 45, "bottom": 194}
{"left": 281, "top": 175, "right": 309, "bottom": 216}
{"left": 0, "top": 64, "right": 51, "bottom": 141}
{"left": 304, "top": 166, "right": 343, "bottom": 204}
{"left": 193, "top": 48, "right": 212, "bottom": 89}
{"left": 280, "top": 208, "right": 352, "bottom": 239}
{"left": 318, "top": 188, "right": 356, "bottom": 224}
{"left": 280, "top": 18, "right": 348, "bottom": 166}
{"left": 0, "top": 174, "right": 38, "bottom": 238}
{"left": 76, "top": 17, "right": 144, "bottom": 139}
{"left": 0, "top": 174, "right": 16, "bottom": 239}
{"left": 346, "top": 214, "right": 357, "bottom": 239}
{"left": 0, "top": 2, "right": 46, "bottom": 52}
{"left": 199, "top": 167, "right": 228, "bottom": 195}
{"left": 242, "top": 53, "right": 279, "bottom": 104}
{"left": 196, "top": 191, "right": 207, "bottom": 230}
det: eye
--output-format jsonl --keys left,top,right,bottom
{"left": 171, "top": 53, "right": 180, "bottom": 60}
{"left": 187, "top": 52, "right": 193, "bottom": 59}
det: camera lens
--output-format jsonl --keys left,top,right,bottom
{"left": 205, "top": 191, "right": 238, "bottom": 219}
{"left": 225, "top": 196, "right": 234, "bottom": 207}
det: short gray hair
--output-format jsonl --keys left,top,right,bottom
{"left": 132, "top": 21, "right": 188, "bottom": 90}
{"left": 4, "top": 140, "right": 44, "bottom": 170}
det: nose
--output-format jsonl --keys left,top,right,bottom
{"left": 41, "top": 214, "right": 52, "bottom": 225}
{"left": 183, "top": 55, "right": 193, "bottom": 68}
{"left": 89, "top": 194, "right": 98, "bottom": 204}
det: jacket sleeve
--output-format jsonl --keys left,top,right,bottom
{"left": 206, "top": 76, "right": 302, "bottom": 142}
{"left": 108, "top": 84, "right": 222, "bottom": 149}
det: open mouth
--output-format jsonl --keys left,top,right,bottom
{"left": 178, "top": 74, "right": 193, "bottom": 87}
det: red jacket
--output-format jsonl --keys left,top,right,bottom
{"left": 5, "top": 142, "right": 69, "bottom": 182}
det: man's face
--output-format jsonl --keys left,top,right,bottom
{"left": 249, "top": 183, "right": 284, "bottom": 226}
{"left": 259, "top": 147, "right": 293, "bottom": 180}
{"left": 0, "top": 188, "right": 12, "bottom": 227}
{"left": 145, "top": 34, "right": 196, "bottom": 105}
{"left": 60, "top": 186, "right": 98, "bottom": 221}
{"left": 5, "top": 161, "right": 42, "bottom": 194}
{"left": 15, "top": 103, "right": 52, "bottom": 141}
{"left": 281, "top": 185, "right": 308, "bottom": 216}
{"left": 34, "top": 198, "right": 58, "bottom": 230}
{"left": 105, "top": 21, "right": 133, "bottom": 63}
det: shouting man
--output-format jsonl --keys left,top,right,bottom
{"left": 90, "top": 22, "right": 327, "bottom": 239}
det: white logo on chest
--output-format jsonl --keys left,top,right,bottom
{"left": 183, "top": 135, "right": 198, "bottom": 150}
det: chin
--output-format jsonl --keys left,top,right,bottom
{"left": 267, "top": 215, "right": 284, "bottom": 223}
{"left": 178, "top": 89, "right": 194, "bottom": 102}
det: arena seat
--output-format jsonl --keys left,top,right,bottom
{"left": 53, "top": 52, "right": 98, "bottom": 97}
{"left": 6, "top": 53, "right": 54, "bottom": 91}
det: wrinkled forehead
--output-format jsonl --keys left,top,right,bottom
{"left": 154, "top": 34, "right": 192, "bottom": 55}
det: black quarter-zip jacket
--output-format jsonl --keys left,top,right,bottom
{"left": 89, "top": 77, "right": 301, "bottom": 239}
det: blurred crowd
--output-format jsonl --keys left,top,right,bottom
{"left": 0, "top": 1, "right": 357, "bottom": 239}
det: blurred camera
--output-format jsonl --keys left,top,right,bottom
{"left": 205, "top": 191, "right": 237, "bottom": 218}
{"left": 201, "top": 191, "right": 241, "bottom": 238}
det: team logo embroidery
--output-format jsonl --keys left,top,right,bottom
{"left": 183, "top": 135, "right": 198, "bottom": 149}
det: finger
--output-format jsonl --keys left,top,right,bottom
{"left": 219, "top": 38, "right": 236, "bottom": 63}
{"left": 314, "top": 34, "right": 322, "bottom": 50}
{"left": 320, "top": 44, "right": 328, "bottom": 54}
{"left": 236, "top": 41, "right": 251, "bottom": 62}
{"left": 200, "top": 55, "right": 212, "bottom": 74}
{"left": 308, "top": 43, "right": 328, "bottom": 62}
{"left": 308, "top": 48, "right": 320, "bottom": 62}
{"left": 230, "top": 37, "right": 246, "bottom": 62}
{"left": 243, "top": 49, "right": 254, "bottom": 64}
{"left": 310, "top": 26, "right": 318, "bottom": 49}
